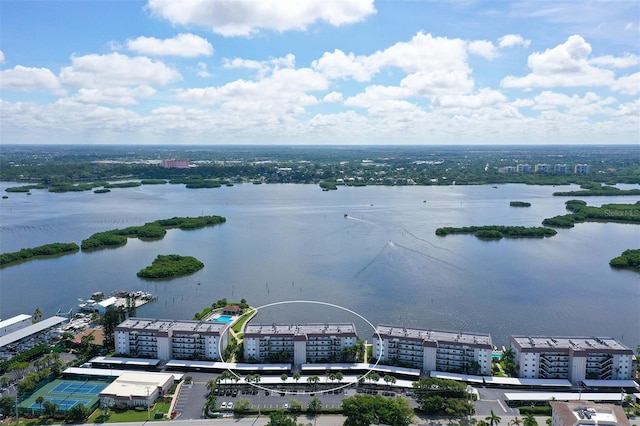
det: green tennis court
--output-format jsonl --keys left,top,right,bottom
{"left": 20, "top": 378, "right": 107, "bottom": 414}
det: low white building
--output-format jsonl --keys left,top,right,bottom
{"left": 99, "top": 372, "right": 175, "bottom": 408}
{"left": 0, "top": 314, "right": 32, "bottom": 337}
{"left": 550, "top": 401, "right": 630, "bottom": 426}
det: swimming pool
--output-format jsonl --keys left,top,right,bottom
{"left": 213, "top": 315, "right": 234, "bottom": 323}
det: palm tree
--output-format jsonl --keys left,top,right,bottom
{"left": 33, "top": 308, "right": 43, "bottom": 323}
{"left": 281, "top": 373, "right": 288, "bottom": 386}
{"left": 486, "top": 410, "right": 502, "bottom": 426}
{"left": 36, "top": 396, "right": 45, "bottom": 414}
{"left": 293, "top": 372, "right": 301, "bottom": 388}
{"left": 523, "top": 413, "right": 538, "bottom": 426}
{"left": 510, "top": 416, "right": 522, "bottom": 426}
{"left": 206, "top": 379, "right": 217, "bottom": 395}
{"left": 335, "top": 372, "right": 343, "bottom": 383}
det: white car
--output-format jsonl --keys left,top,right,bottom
{"left": 283, "top": 403, "right": 289, "bottom": 409}
{"left": 220, "top": 402, "right": 227, "bottom": 408}
{"left": 227, "top": 402, "right": 233, "bottom": 409}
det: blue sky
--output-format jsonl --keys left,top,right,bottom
{"left": 1, "top": 0, "right": 639, "bottom": 145}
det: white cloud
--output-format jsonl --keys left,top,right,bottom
{"left": 147, "top": 0, "right": 376, "bottom": 37}
{"left": 175, "top": 68, "right": 328, "bottom": 119}
{"left": 501, "top": 35, "right": 615, "bottom": 89}
{"left": 345, "top": 85, "right": 410, "bottom": 108}
{"left": 531, "top": 91, "right": 617, "bottom": 116}
{"left": 432, "top": 88, "right": 507, "bottom": 109}
{"left": 70, "top": 85, "right": 156, "bottom": 105}
{"left": 197, "top": 62, "right": 211, "bottom": 78}
{"left": 400, "top": 70, "right": 474, "bottom": 96}
{"left": 323, "top": 91, "right": 343, "bottom": 103}
{"left": 126, "top": 33, "right": 213, "bottom": 57}
{"left": 610, "top": 72, "right": 640, "bottom": 95}
{"left": 589, "top": 54, "right": 640, "bottom": 68}
{"left": 313, "top": 32, "right": 473, "bottom": 87}
{"left": 312, "top": 49, "right": 377, "bottom": 82}
{"left": 223, "top": 54, "right": 295, "bottom": 77}
{"left": 498, "top": 34, "right": 531, "bottom": 48}
{"left": 60, "top": 53, "right": 181, "bottom": 88}
{"left": 0, "top": 50, "right": 5, "bottom": 63}
{"left": 467, "top": 40, "right": 498, "bottom": 59}
{"left": 0, "top": 65, "right": 63, "bottom": 94}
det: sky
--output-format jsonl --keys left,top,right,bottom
{"left": 0, "top": 0, "right": 639, "bottom": 146}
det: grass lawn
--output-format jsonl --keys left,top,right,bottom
{"left": 232, "top": 308, "right": 255, "bottom": 334}
{"left": 88, "top": 402, "right": 171, "bottom": 423}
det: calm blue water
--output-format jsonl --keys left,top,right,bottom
{"left": 1, "top": 182, "right": 638, "bottom": 348}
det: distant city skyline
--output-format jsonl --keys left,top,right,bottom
{"left": 1, "top": 0, "right": 639, "bottom": 145}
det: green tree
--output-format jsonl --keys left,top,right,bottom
{"left": 511, "top": 416, "right": 523, "bottom": 426}
{"left": 43, "top": 400, "right": 58, "bottom": 418}
{"left": 293, "top": 372, "right": 301, "bottom": 386}
{"left": 234, "top": 398, "right": 252, "bottom": 412}
{"left": 266, "top": 411, "right": 299, "bottom": 426}
{"left": 36, "top": 396, "right": 45, "bottom": 414}
{"left": 523, "top": 413, "right": 538, "bottom": 426}
{"left": 281, "top": 373, "right": 289, "bottom": 385}
{"left": 288, "top": 398, "right": 303, "bottom": 413}
{"left": 486, "top": 410, "right": 502, "bottom": 426}
{"left": 0, "top": 396, "right": 16, "bottom": 417}
{"left": 65, "top": 403, "right": 89, "bottom": 423}
{"left": 32, "top": 308, "right": 43, "bottom": 323}
{"left": 342, "top": 394, "right": 376, "bottom": 426}
{"left": 307, "top": 397, "right": 322, "bottom": 414}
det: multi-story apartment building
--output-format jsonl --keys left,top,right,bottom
{"left": 516, "top": 164, "right": 532, "bottom": 173}
{"left": 574, "top": 164, "right": 590, "bottom": 174}
{"left": 373, "top": 325, "right": 493, "bottom": 375}
{"left": 555, "top": 164, "right": 571, "bottom": 173}
{"left": 115, "top": 319, "right": 230, "bottom": 361}
{"left": 535, "top": 164, "right": 551, "bottom": 173}
{"left": 243, "top": 323, "right": 357, "bottom": 368}
{"left": 162, "top": 159, "right": 189, "bottom": 169}
{"left": 509, "top": 336, "right": 635, "bottom": 382}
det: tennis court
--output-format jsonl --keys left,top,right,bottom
{"left": 20, "top": 378, "right": 109, "bottom": 414}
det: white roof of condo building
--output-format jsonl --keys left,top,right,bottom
{"left": 374, "top": 324, "right": 492, "bottom": 349}
{"left": 0, "top": 316, "right": 67, "bottom": 348}
{"left": 244, "top": 323, "right": 357, "bottom": 338}
{"left": 510, "top": 336, "right": 633, "bottom": 354}
{"left": 116, "top": 318, "right": 230, "bottom": 335}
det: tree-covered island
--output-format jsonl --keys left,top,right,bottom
{"left": 510, "top": 201, "right": 531, "bottom": 207}
{"left": 542, "top": 200, "right": 640, "bottom": 228}
{"left": 81, "top": 215, "right": 226, "bottom": 250}
{"left": 609, "top": 249, "right": 640, "bottom": 272}
{"left": 553, "top": 182, "right": 640, "bottom": 196}
{"left": 435, "top": 225, "right": 556, "bottom": 240}
{"left": 0, "top": 242, "right": 80, "bottom": 267}
{"left": 137, "top": 254, "right": 204, "bottom": 279}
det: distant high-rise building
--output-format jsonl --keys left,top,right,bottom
{"left": 498, "top": 166, "right": 516, "bottom": 173}
{"left": 516, "top": 164, "right": 532, "bottom": 173}
{"left": 574, "top": 164, "right": 590, "bottom": 174}
{"left": 535, "top": 164, "right": 550, "bottom": 173}
{"left": 554, "top": 164, "right": 571, "bottom": 173}
{"left": 162, "top": 159, "right": 190, "bottom": 169}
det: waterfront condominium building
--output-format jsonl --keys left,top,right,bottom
{"left": 115, "top": 318, "right": 230, "bottom": 361}
{"left": 243, "top": 323, "right": 357, "bottom": 367}
{"left": 509, "top": 336, "right": 635, "bottom": 382}
{"left": 373, "top": 325, "right": 493, "bottom": 375}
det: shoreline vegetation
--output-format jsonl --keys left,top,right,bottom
{"left": 0, "top": 215, "right": 225, "bottom": 267}
{"left": 542, "top": 200, "right": 640, "bottom": 228}
{"left": 0, "top": 242, "right": 79, "bottom": 267}
{"left": 609, "top": 249, "right": 640, "bottom": 272}
{"left": 435, "top": 225, "right": 556, "bottom": 240}
{"left": 552, "top": 182, "right": 640, "bottom": 196}
{"left": 137, "top": 254, "right": 204, "bottom": 279}
{"left": 80, "top": 215, "right": 226, "bottom": 250}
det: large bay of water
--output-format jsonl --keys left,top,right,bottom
{"left": 1, "top": 182, "right": 638, "bottom": 349}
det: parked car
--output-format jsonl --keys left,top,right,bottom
{"left": 221, "top": 402, "right": 227, "bottom": 408}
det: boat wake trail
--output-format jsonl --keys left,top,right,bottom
{"left": 353, "top": 241, "right": 392, "bottom": 278}
{"left": 401, "top": 226, "right": 453, "bottom": 253}
{"left": 391, "top": 241, "right": 473, "bottom": 276}
{"left": 344, "top": 215, "right": 377, "bottom": 226}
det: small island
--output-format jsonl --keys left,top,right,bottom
{"left": 0, "top": 242, "right": 79, "bottom": 267}
{"left": 137, "top": 254, "right": 204, "bottom": 278}
{"left": 510, "top": 201, "right": 531, "bottom": 207}
{"left": 609, "top": 249, "right": 640, "bottom": 272}
{"left": 81, "top": 215, "right": 226, "bottom": 250}
{"left": 435, "top": 225, "right": 556, "bottom": 240}
{"left": 542, "top": 200, "right": 640, "bottom": 228}
{"left": 553, "top": 183, "right": 640, "bottom": 196}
